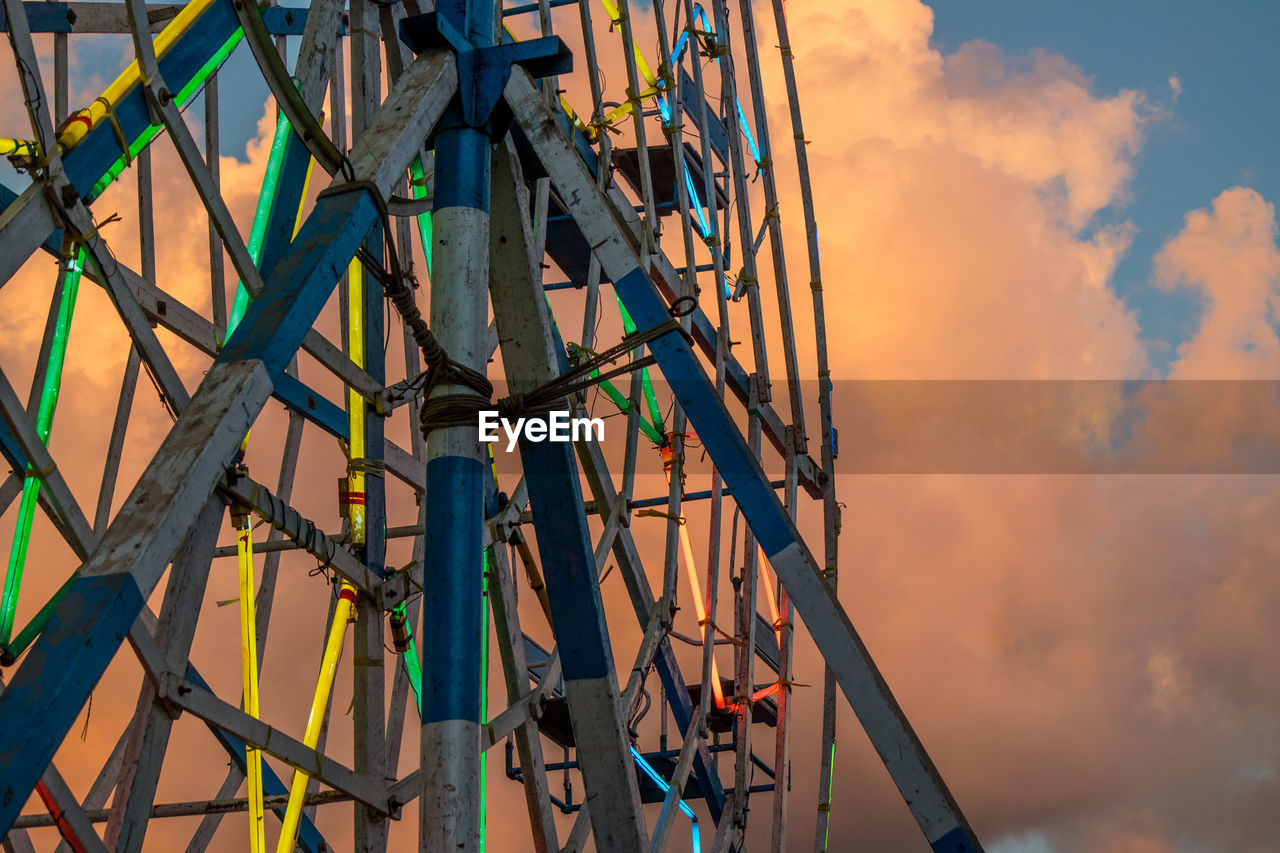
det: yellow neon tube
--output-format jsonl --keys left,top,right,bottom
{"left": 752, "top": 547, "right": 786, "bottom": 703}
{"left": 280, "top": 249, "right": 363, "bottom": 852}
{"left": 346, "top": 260, "right": 366, "bottom": 545}
{"left": 678, "top": 524, "right": 725, "bottom": 709}
{"left": 58, "top": 0, "right": 218, "bottom": 149}
{"left": 275, "top": 582, "right": 357, "bottom": 853}
{"left": 596, "top": 0, "right": 659, "bottom": 89}
{"left": 293, "top": 157, "right": 315, "bottom": 236}
{"left": 235, "top": 512, "right": 266, "bottom": 853}
{"left": 592, "top": 0, "right": 665, "bottom": 130}
{"left": 0, "top": 138, "right": 37, "bottom": 158}
{"left": 757, "top": 545, "right": 781, "bottom": 643}
{"left": 497, "top": 20, "right": 641, "bottom": 140}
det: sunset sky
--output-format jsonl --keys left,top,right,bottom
{"left": 1, "top": 1, "right": 1279, "bottom": 851}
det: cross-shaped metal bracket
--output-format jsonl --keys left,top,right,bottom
{"left": 400, "top": 10, "right": 571, "bottom": 137}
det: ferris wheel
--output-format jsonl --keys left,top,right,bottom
{"left": 0, "top": 0, "right": 983, "bottom": 850}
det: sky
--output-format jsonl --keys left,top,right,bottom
{"left": 2, "top": 1, "right": 1280, "bottom": 852}
{"left": 925, "top": 0, "right": 1280, "bottom": 373}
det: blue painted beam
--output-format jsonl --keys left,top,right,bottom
{"left": 0, "top": 2, "right": 315, "bottom": 34}
{"left": 535, "top": 212, "right": 728, "bottom": 820}
{"left": 501, "top": 0, "right": 575, "bottom": 17}
{"left": 0, "top": 181, "right": 352, "bottom": 444}
{"left": 255, "top": 131, "right": 316, "bottom": 284}
{"left": 220, "top": 192, "right": 379, "bottom": 377}
{"left": 521, "top": 441, "right": 613, "bottom": 681}
{"left": 0, "top": 417, "right": 29, "bottom": 473}
{"left": 609, "top": 269, "right": 795, "bottom": 551}
{"left": 610, "top": 259, "right": 985, "bottom": 851}
{"left": 62, "top": 0, "right": 243, "bottom": 203}
{"left": 273, "top": 371, "right": 349, "bottom": 439}
{"left": 0, "top": 185, "right": 381, "bottom": 837}
{"left": 519, "top": 436, "right": 649, "bottom": 845}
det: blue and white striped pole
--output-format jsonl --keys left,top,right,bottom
{"left": 418, "top": 2, "right": 496, "bottom": 849}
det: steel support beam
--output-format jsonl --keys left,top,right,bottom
{"left": 504, "top": 67, "right": 983, "bottom": 853}
{"left": 488, "top": 143, "right": 647, "bottom": 853}
{"left": 0, "top": 2, "right": 314, "bottom": 33}
{"left": 105, "top": 495, "right": 223, "bottom": 853}
{"left": 418, "top": 102, "right": 491, "bottom": 853}
{"left": 159, "top": 677, "right": 393, "bottom": 815}
{"left": 0, "top": 51, "right": 457, "bottom": 835}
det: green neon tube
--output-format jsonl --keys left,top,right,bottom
{"left": 0, "top": 568, "right": 76, "bottom": 663}
{"left": 823, "top": 741, "right": 837, "bottom": 849}
{"left": 409, "top": 157, "right": 433, "bottom": 276}
{"left": 394, "top": 600, "right": 424, "bottom": 710}
{"left": 594, "top": 375, "right": 663, "bottom": 445}
{"left": 391, "top": 558, "right": 486, "bottom": 852}
{"left": 614, "top": 296, "right": 665, "bottom": 436}
{"left": 0, "top": 249, "right": 85, "bottom": 645}
{"left": 639, "top": 368, "right": 664, "bottom": 437}
{"left": 480, "top": 550, "right": 491, "bottom": 852}
{"left": 227, "top": 109, "right": 293, "bottom": 338}
{"left": 88, "top": 28, "right": 245, "bottom": 202}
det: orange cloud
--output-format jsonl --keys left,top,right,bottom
{"left": 3, "top": 5, "right": 1280, "bottom": 853}
{"left": 1157, "top": 187, "right": 1280, "bottom": 379}
{"left": 755, "top": 0, "right": 1150, "bottom": 381}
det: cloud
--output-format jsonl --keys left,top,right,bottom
{"left": 1156, "top": 187, "right": 1280, "bottom": 379}
{"left": 3, "top": 5, "right": 1280, "bottom": 853}
{"left": 742, "top": 3, "right": 1280, "bottom": 853}
{"left": 756, "top": 0, "right": 1150, "bottom": 381}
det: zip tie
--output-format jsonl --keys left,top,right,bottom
{"left": 590, "top": 116, "right": 623, "bottom": 136}
{"left": 810, "top": 279, "right": 823, "bottom": 292}
{"left": 778, "top": 45, "right": 793, "bottom": 58}
{"left": 347, "top": 457, "right": 386, "bottom": 478}
{"left": 93, "top": 97, "right": 131, "bottom": 166}
{"left": 63, "top": 212, "right": 122, "bottom": 247}
{"left": 637, "top": 508, "right": 685, "bottom": 524}
{"left": 697, "top": 617, "right": 746, "bottom": 647}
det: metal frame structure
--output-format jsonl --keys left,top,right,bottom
{"left": 0, "top": 0, "right": 985, "bottom": 850}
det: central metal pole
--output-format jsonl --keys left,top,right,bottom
{"left": 420, "top": 1, "right": 496, "bottom": 847}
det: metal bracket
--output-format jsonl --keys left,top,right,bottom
{"left": 400, "top": 10, "right": 571, "bottom": 137}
